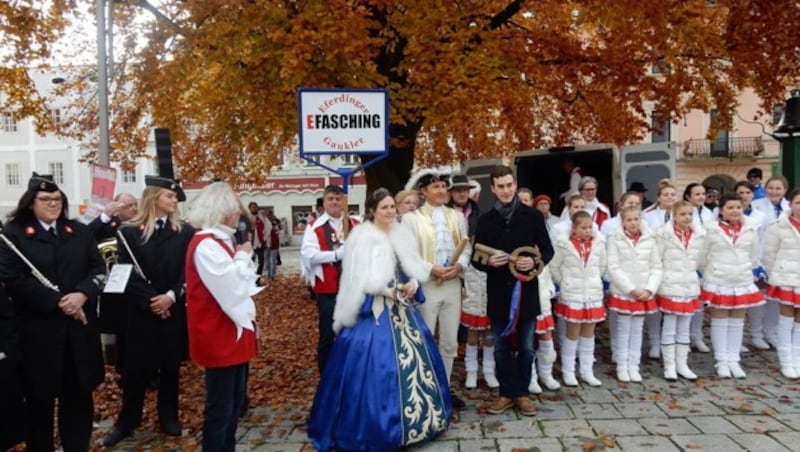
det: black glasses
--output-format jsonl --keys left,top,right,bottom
{"left": 35, "top": 196, "right": 63, "bottom": 204}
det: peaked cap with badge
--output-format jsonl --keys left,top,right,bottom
{"left": 28, "top": 172, "right": 59, "bottom": 193}
{"left": 145, "top": 175, "right": 186, "bottom": 202}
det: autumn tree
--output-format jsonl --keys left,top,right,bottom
{"left": 2, "top": 0, "right": 799, "bottom": 193}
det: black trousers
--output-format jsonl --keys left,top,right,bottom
{"left": 26, "top": 350, "right": 93, "bottom": 452}
{"left": 116, "top": 367, "right": 180, "bottom": 431}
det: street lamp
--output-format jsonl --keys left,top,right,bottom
{"left": 774, "top": 89, "right": 800, "bottom": 189}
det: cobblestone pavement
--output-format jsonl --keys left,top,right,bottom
{"left": 102, "top": 248, "right": 800, "bottom": 451}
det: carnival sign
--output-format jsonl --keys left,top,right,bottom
{"left": 298, "top": 88, "right": 389, "bottom": 157}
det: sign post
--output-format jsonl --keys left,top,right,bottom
{"left": 298, "top": 88, "right": 390, "bottom": 234}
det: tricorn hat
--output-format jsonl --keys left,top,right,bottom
{"left": 405, "top": 168, "right": 447, "bottom": 191}
{"left": 447, "top": 174, "right": 477, "bottom": 191}
{"left": 28, "top": 172, "right": 59, "bottom": 193}
{"left": 145, "top": 175, "right": 186, "bottom": 202}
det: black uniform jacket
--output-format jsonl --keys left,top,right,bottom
{"left": 0, "top": 219, "right": 105, "bottom": 398}
{"left": 88, "top": 214, "right": 122, "bottom": 242}
{"left": 117, "top": 220, "right": 194, "bottom": 370}
{"left": 472, "top": 203, "right": 554, "bottom": 325}
{"left": 0, "top": 281, "right": 26, "bottom": 450}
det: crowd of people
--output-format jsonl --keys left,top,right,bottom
{"left": 2, "top": 162, "right": 798, "bottom": 451}
{"left": 0, "top": 174, "right": 263, "bottom": 451}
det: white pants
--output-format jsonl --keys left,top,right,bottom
{"left": 419, "top": 278, "right": 462, "bottom": 380}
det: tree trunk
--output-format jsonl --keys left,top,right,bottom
{"left": 362, "top": 122, "right": 419, "bottom": 196}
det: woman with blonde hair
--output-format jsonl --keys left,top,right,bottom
{"left": 394, "top": 189, "right": 419, "bottom": 217}
{"left": 102, "top": 176, "right": 196, "bottom": 446}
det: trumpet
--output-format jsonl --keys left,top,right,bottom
{"left": 97, "top": 237, "right": 119, "bottom": 275}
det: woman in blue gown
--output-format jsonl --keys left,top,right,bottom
{"left": 308, "top": 188, "right": 452, "bottom": 451}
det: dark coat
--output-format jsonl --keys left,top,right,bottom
{"left": 117, "top": 220, "right": 194, "bottom": 371}
{"left": 0, "top": 219, "right": 105, "bottom": 398}
{"left": 447, "top": 197, "right": 481, "bottom": 237}
{"left": 88, "top": 214, "right": 123, "bottom": 242}
{"left": 0, "top": 281, "right": 26, "bottom": 450}
{"left": 472, "top": 203, "right": 554, "bottom": 325}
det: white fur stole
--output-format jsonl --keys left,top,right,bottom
{"left": 332, "top": 221, "right": 431, "bottom": 333}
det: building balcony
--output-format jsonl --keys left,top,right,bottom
{"left": 680, "top": 136, "right": 766, "bottom": 161}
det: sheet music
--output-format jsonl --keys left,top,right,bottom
{"left": 103, "top": 264, "right": 133, "bottom": 294}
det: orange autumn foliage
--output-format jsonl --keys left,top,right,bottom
{"left": 1, "top": 1, "right": 799, "bottom": 192}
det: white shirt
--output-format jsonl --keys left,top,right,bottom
{"left": 300, "top": 212, "right": 345, "bottom": 286}
{"left": 193, "top": 226, "right": 262, "bottom": 339}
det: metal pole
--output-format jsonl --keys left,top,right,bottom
{"left": 780, "top": 136, "right": 800, "bottom": 190}
{"left": 96, "top": 0, "right": 110, "bottom": 166}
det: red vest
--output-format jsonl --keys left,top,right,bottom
{"left": 186, "top": 234, "right": 257, "bottom": 368}
{"left": 311, "top": 217, "right": 359, "bottom": 294}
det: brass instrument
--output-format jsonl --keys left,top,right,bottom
{"left": 97, "top": 238, "right": 119, "bottom": 275}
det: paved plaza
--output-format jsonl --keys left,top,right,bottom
{"left": 102, "top": 247, "right": 800, "bottom": 451}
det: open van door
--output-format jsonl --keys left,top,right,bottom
{"left": 619, "top": 143, "right": 676, "bottom": 199}
{"left": 462, "top": 157, "right": 507, "bottom": 213}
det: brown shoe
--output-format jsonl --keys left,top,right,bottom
{"left": 487, "top": 396, "right": 515, "bottom": 414}
{"left": 515, "top": 396, "right": 537, "bottom": 417}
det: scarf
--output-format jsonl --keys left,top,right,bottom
{"left": 494, "top": 196, "right": 519, "bottom": 224}
{"left": 789, "top": 215, "right": 800, "bottom": 234}
{"left": 624, "top": 230, "right": 642, "bottom": 245}
{"left": 718, "top": 220, "right": 742, "bottom": 243}
{"left": 674, "top": 225, "right": 692, "bottom": 249}
{"left": 570, "top": 236, "right": 593, "bottom": 265}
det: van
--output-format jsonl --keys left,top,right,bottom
{"left": 464, "top": 142, "right": 676, "bottom": 214}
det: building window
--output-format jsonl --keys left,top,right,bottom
{"left": 48, "top": 162, "right": 65, "bottom": 184}
{"left": 304, "top": 155, "right": 320, "bottom": 166}
{"left": 122, "top": 169, "right": 136, "bottom": 183}
{"left": 50, "top": 108, "right": 62, "bottom": 125}
{"left": 5, "top": 163, "right": 20, "bottom": 186}
{"left": 651, "top": 111, "right": 670, "bottom": 143}
{"left": 1, "top": 114, "right": 18, "bottom": 132}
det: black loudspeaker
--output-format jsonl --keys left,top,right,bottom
{"left": 154, "top": 128, "right": 174, "bottom": 179}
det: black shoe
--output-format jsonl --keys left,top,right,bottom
{"left": 161, "top": 420, "right": 182, "bottom": 436}
{"left": 450, "top": 391, "right": 466, "bottom": 409}
{"left": 101, "top": 428, "right": 132, "bottom": 447}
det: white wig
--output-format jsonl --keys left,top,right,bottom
{"left": 186, "top": 182, "right": 242, "bottom": 228}
{"left": 468, "top": 179, "right": 481, "bottom": 197}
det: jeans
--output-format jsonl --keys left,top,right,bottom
{"left": 316, "top": 293, "right": 337, "bottom": 373}
{"left": 264, "top": 248, "right": 278, "bottom": 279}
{"left": 491, "top": 317, "right": 535, "bottom": 398}
{"left": 203, "top": 364, "right": 248, "bottom": 452}
{"left": 254, "top": 247, "right": 266, "bottom": 275}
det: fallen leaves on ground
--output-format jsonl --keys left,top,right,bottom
{"left": 87, "top": 274, "right": 319, "bottom": 449}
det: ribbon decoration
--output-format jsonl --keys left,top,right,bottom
{"left": 500, "top": 273, "right": 530, "bottom": 337}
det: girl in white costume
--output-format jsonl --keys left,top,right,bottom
{"left": 606, "top": 207, "right": 662, "bottom": 382}
{"left": 700, "top": 193, "right": 764, "bottom": 379}
{"left": 752, "top": 175, "right": 791, "bottom": 348}
{"left": 551, "top": 211, "right": 607, "bottom": 387}
{"left": 655, "top": 201, "right": 705, "bottom": 381}
{"left": 763, "top": 189, "right": 800, "bottom": 379}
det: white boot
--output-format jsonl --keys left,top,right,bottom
{"left": 537, "top": 340, "right": 561, "bottom": 390}
{"left": 777, "top": 316, "right": 797, "bottom": 379}
{"left": 578, "top": 337, "right": 601, "bottom": 387}
{"left": 528, "top": 358, "right": 542, "bottom": 394}
{"left": 482, "top": 345, "right": 500, "bottom": 388}
{"left": 615, "top": 315, "right": 630, "bottom": 382}
{"left": 728, "top": 318, "right": 746, "bottom": 379}
{"left": 675, "top": 344, "right": 697, "bottom": 381}
{"left": 691, "top": 310, "right": 710, "bottom": 352}
{"left": 711, "top": 317, "right": 731, "bottom": 378}
{"left": 628, "top": 316, "right": 644, "bottom": 383}
{"left": 561, "top": 338, "right": 579, "bottom": 387}
{"left": 747, "top": 304, "right": 770, "bottom": 349}
{"left": 792, "top": 322, "right": 800, "bottom": 376}
{"left": 662, "top": 344, "right": 677, "bottom": 382}
{"left": 464, "top": 344, "right": 479, "bottom": 389}
{"left": 645, "top": 312, "right": 662, "bottom": 359}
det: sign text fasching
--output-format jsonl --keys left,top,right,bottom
{"left": 299, "top": 90, "right": 388, "bottom": 155}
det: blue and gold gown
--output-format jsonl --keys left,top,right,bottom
{"left": 308, "top": 273, "right": 452, "bottom": 451}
